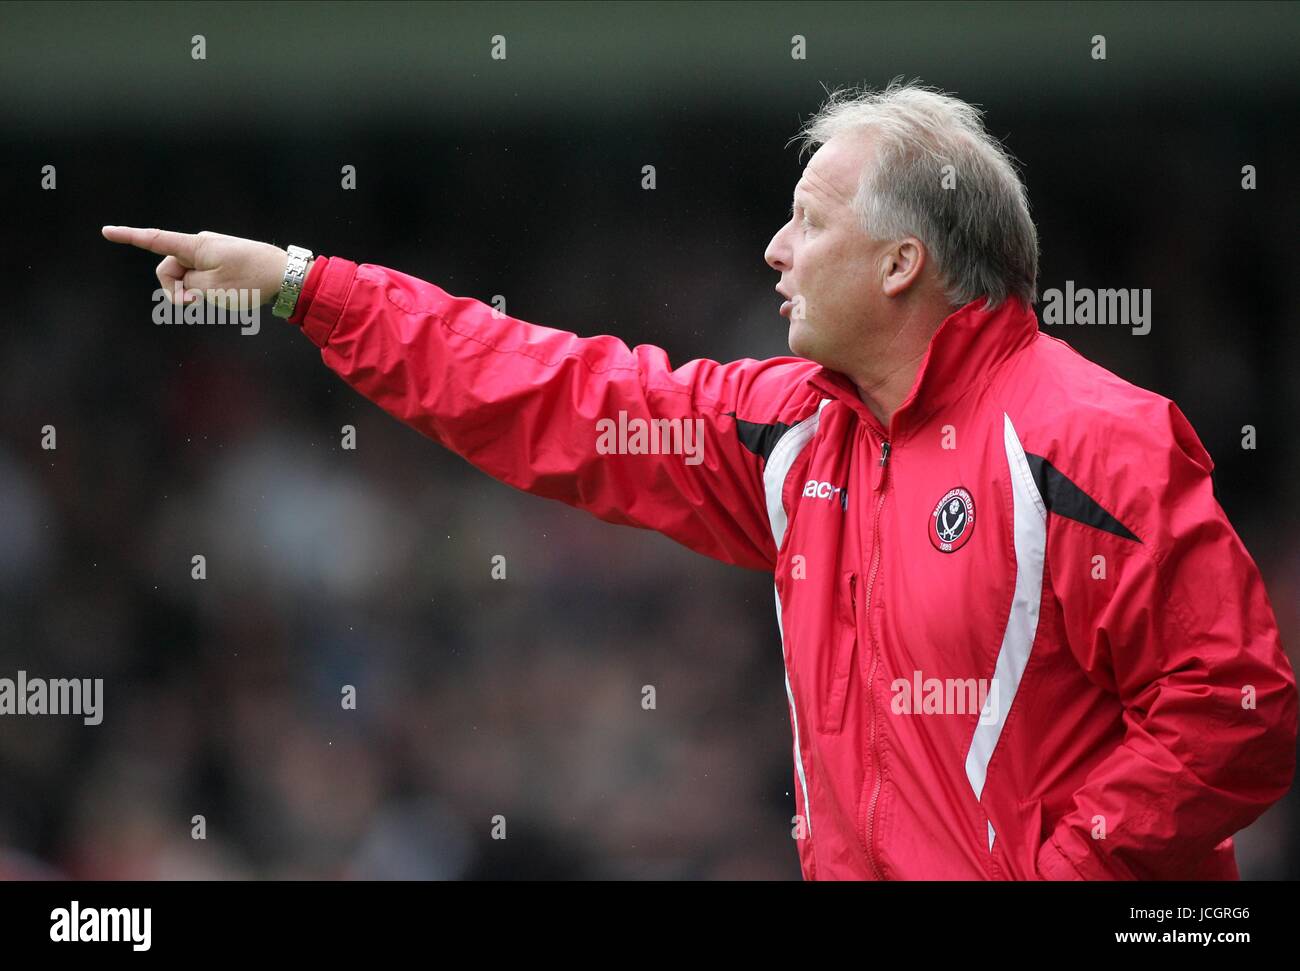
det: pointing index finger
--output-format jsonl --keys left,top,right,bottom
{"left": 101, "top": 225, "right": 200, "bottom": 263}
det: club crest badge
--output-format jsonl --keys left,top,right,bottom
{"left": 929, "top": 487, "right": 975, "bottom": 553}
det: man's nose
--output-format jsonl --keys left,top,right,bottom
{"left": 765, "top": 225, "right": 792, "bottom": 273}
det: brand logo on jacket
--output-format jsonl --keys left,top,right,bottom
{"left": 929, "top": 487, "right": 975, "bottom": 552}
{"left": 802, "top": 479, "right": 848, "bottom": 511}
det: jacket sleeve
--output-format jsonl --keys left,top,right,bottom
{"left": 1035, "top": 401, "right": 1297, "bottom": 880}
{"left": 288, "top": 255, "right": 815, "bottom": 571}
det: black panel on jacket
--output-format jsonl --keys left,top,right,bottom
{"left": 1024, "top": 452, "right": 1141, "bottom": 542}
{"left": 729, "top": 413, "right": 795, "bottom": 464}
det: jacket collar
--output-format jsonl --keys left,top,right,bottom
{"left": 805, "top": 297, "right": 1040, "bottom": 440}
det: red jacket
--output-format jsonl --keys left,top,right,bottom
{"left": 290, "top": 256, "right": 1297, "bottom": 880}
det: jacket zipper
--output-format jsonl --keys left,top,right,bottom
{"left": 861, "top": 438, "right": 890, "bottom": 879}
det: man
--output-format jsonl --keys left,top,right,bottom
{"left": 103, "top": 80, "right": 1296, "bottom": 880}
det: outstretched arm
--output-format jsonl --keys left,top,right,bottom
{"left": 102, "top": 227, "right": 819, "bottom": 570}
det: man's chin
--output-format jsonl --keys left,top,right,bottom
{"left": 789, "top": 330, "right": 843, "bottom": 373}
{"left": 787, "top": 322, "right": 817, "bottom": 362}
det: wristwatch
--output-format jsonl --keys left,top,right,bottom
{"left": 272, "top": 244, "right": 314, "bottom": 318}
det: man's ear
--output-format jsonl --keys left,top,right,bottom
{"left": 881, "top": 238, "right": 927, "bottom": 297}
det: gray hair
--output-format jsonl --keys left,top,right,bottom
{"left": 795, "top": 78, "right": 1038, "bottom": 308}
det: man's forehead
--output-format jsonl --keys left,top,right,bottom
{"left": 796, "top": 133, "right": 873, "bottom": 205}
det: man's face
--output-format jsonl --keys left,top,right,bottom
{"left": 765, "top": 132, "right": 884, "bottom": 372}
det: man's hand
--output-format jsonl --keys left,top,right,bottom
{"left": 101, "top": 226, "right": 289, "bottom": 308}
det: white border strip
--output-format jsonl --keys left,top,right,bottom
{"left": 763, "top": 398, "right": 829, "bottom": 839}
{"left": 763, "top": 398, "right": 830, "bottom": 550}
{"left": 774, "top": 584, "right": 811, "bottom": 839}
{"left": 965, "top": 413, "right": 1047, "bottom": 851}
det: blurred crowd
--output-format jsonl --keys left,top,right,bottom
{"left": 0, "top": 106, "right": 1296, "bottom": 879}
